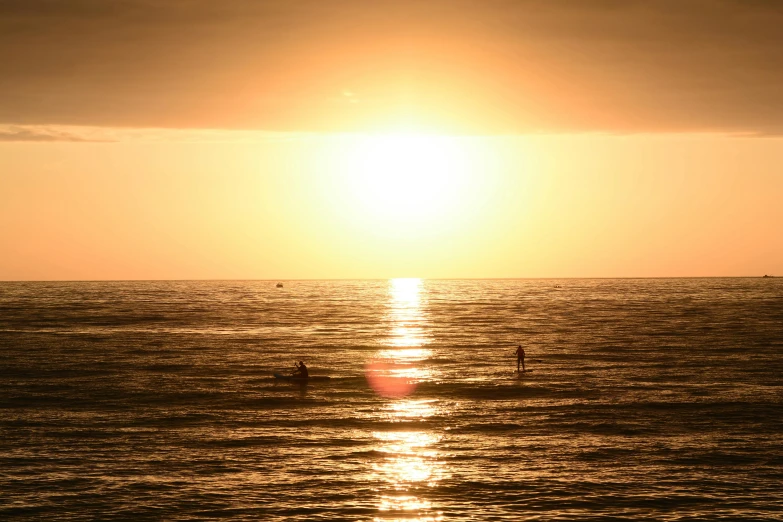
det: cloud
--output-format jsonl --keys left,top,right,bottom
{"left": 1, "top": 0, "right": 782, "bottom": 134}
{"left": 0, "top": 124, "right": 307, "bottom": 143}
{"left": 0, "top": 126, "right": 110, "bottom": 142}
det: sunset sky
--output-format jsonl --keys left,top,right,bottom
{"left": 1, "top": 0, "right": 782, "bottom": 280}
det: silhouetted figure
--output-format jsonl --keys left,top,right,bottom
{"left": 293, "top": 360, "right": 309, "bottom": 378}
{"left": 515, "top": 345, "right": 526, "bottom": 372}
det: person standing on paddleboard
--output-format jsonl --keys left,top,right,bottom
{"left": 515, "top": 345, "right": 526, "bottom": 372}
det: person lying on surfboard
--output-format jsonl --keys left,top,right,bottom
{"left": 292, "top": 361, "right": 309, "bottom": 378}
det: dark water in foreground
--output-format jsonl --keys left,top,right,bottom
{"left": 1, "top": 278, "right": 782, "bottom": 521}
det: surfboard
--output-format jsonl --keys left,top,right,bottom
{"left": 515, "top": 370, "right": 534, "bottom": 374}
{"left": 273, "top": 372, "right": 331, "bottom": 382}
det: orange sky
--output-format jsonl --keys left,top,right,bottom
{"left": 1, "top": 1, "right": 782, "bottom": 280}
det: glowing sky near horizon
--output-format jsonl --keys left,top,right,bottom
{"left": 1, "top": 1, "right": 782, "bottom": 279}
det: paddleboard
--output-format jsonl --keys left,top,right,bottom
{"left": 274, "top": 372, "right": 331, "bottom": 382}
{"left": 516, "top": 370, "right": 534, "bottom": 374}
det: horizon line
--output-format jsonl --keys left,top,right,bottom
{"left": 0, "top": 275, "right": 776, "bottom": 283}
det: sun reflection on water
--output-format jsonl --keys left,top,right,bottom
{"left": 369, "top": 279, "right": 445, "bottom": 521}
{"left": 366, "top": 279, "right": 432, "bottom": 398}
{"left": 387, "top": 399, "right": 438, "bottom": 420}
{"left": 377, "top": 496, "right": 436, "bottom": 517}
{"left": 388, "top": 278, "right": 428, "bottom": 348}
{"left": 373, "top": 400, "right": 445, "bottom": 521}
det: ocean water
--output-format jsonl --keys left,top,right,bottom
{"left": 1, "top": 278, "right": 781, "bottom": 521}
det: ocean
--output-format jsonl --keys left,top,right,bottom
{"left": 1, "top": 278, "right": 781, "bottom": 520}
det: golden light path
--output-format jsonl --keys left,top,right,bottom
{"left": 388, "top": 278, "right": 428, "bottom": 348}
{"left": 371, "top": 279, "right": 446, "bottom": 522}
{"left": 366, "top": 278, "right": 432, "bottom": 395}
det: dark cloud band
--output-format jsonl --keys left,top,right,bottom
{"left": 1, "top": 0, "right": 782, "bottom": 134}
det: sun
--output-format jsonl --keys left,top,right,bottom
{"left": 345, "top": 134, "right": 471, "bottom": 224}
